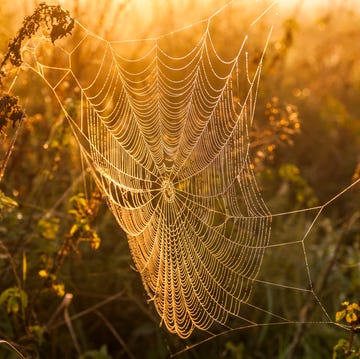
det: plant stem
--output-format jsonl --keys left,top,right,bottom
{"left": 0, "top": 118, "right": 24, "bottom": 183}
{"left": 0, "top": 339, "right": 26, "bottom": 359}
{"left": 347, "top": 329, "right": 354, "bottom": 357}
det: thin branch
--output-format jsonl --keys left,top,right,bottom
{"left": 64, "top": 304, "right": 82, "bottom": 356}
{"left": 46, "top": 293, "right": 74, "bottom": 331}
{"left": 45, "top": 294, "right": 82, "bottom": 355}
{"left": 49, "top": 290, "right": 124, "bottom": 330}
{"left": 0, "top": 340, "right": 26, "bottom": 359}
{"left": 95, "top": 310, "right": 137, "bottom": 359}
{"left": 0, "top": 239, "right": 22, "bottom": 288}
{"left": 0, "top": 118, "right": 24, "bottom": 182}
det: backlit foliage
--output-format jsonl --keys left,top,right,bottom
{"left": 334, "top": 302, "right": 360, "bottom": 359}
{"left": 0, "top": 0, "right": 359, "bottom": 358}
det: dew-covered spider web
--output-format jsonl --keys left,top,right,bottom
{"left": 6, "top": 0, "right": 360, "bottom": 348}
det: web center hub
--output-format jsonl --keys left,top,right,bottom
{"left": 161, "top": 179, "right": 175, "bottom": 203}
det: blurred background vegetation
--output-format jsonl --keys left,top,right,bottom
{"left": 0, "top": 0, "right": 359, "bottom": 358}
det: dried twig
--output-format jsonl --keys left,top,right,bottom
{"left": 49, "top": 290, "right": 125, "bottom": 330}
{"left": 95, "top": 310, "right": 137, "bottom": 359}
{"left": 0, "top": 340, "right": 26, "bottom": 359}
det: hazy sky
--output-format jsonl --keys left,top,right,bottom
{"left": 277, "top": 0, "right": 354, "bottom": 10}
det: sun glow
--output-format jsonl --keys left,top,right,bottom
{"left": 11, "top": 0, "right": 343, "bottom": 44}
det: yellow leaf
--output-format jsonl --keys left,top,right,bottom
{"left": 52, "top": 283, "right": 65, "bottom": 297}
{"left": 341, "top": 301, "right": 349, "bottom": 306}
{"left": 91, "top": 235, "right": 100, "bottom": 250}
{"left": 336, "top": 310, "right": 346, "bottom": 322}
{"left": 22, "top": 251, "right": 27, "bottom": 283}
{"left": 346, "top": 312, "right": 357, "bottom": 324}
{"left": 38, "top": 269, "right": 48, "bottom": 278}
{"left": 69, "top": 224, "right": 78, "bottom": 236}
{"left": 8, "top": 297, "right": 19, "bottom": 314}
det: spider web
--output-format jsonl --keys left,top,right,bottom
{"left": 9, "top": 0, "right": 359, "bottom": 347}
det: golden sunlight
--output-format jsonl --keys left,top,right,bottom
{"left": 1, "top": 0, "right": 359, "bottom": 357}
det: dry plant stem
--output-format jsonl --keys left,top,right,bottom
{"left": 51, "top": 235, "right": 72, "bottom": 275}
{"left": 347, "top": 330, "right": 354, "bottom": 355}
{"left": 64, "top": 306, "right": 81, "bottom": 355}
{"left": 49, "top": 290, "right": 125, "bottom": 330}
{"left": 0, "top": 340, "right": 26, "bottom": 359}
{"left": 46, "top": 293, "right": 74, "bottom": 331}
{"left": 0, "top": 239, "right": 22, "bottom": 288}
{"left": 47, "top": 293, "right": 81, "bottom": 355}
{"left": 95, "top": 310, "right": 137, "bottom": 359}
{"left": 127, "top": 290, "right": 159, "bottom": 324}
{"left": 0, "top": 118, "right": 24, "bottom": 182}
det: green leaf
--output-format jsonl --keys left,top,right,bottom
{"left": 78, "top": 345, "right": 113, "bottom": 359}
{"left": 29, "top": 325, "right": 45, "bottom": 344}
{"left": 0, "top": 190, "right": 18, "bottom": 213}
{"left": 19, "top": 288, "right": 28, "bottom": 310}
{"left": 37, "top": 217, "right": 60, "bottom": 240}
{"left": 0, "top": 287, "right": 28, "bottom": 315}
